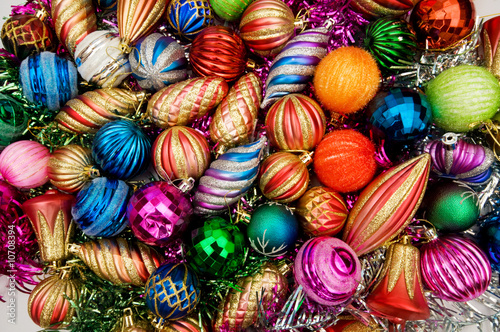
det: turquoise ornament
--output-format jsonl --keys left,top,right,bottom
{"left": 166, "top": 0, "right": 214, "bottom": 43}
{"left": 247, "top": 203, "right": 298, "bottom": 257}
{"left": 0, "top": 94, "right": 27, "bottom": 147}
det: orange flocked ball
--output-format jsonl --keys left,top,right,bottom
{"left": 313, "top": 46, "right": 381, "bottom": 115}
{"left": 313, "top": 129, "right": 377, "bottom": 193}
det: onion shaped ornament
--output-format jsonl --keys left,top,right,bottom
{"left": 165, "top": 0, "right": 214, "bottom": 42}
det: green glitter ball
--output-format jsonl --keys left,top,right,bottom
{"left": 186, "top": 217, "right": 245, "bottom": 278}
{"left": 210, "top": 0, "right": 252, "bottom": 22}
{"left": 0, "top": 93, "right": 27, "bottom": 147}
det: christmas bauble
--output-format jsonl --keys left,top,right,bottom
{"left": 166, "top": 0, "right": 214, "bottom": 42}
{"left": 210, "top": 0, "right": 252, "bottom": 21}
{"left": 94, "top": 0, "right": 117, "bottom": 10}
{"left": 350, "top": 0, "right": 416, "bottom": 18}
{"left": 0, "top": 93, "right": 27, "bottom": 147}
{"left": 159, "top": 316, "right": 205, "bottom": 331}
{"left": 480, "top": 223, "right": 500, "bottom": 272}
{"left": 325, "top": 318, "right": 381, "bottom": 332}
{"left": 482, "top": 16, "right": 500, "bottom": 80}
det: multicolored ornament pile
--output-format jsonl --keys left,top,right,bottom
{"left": 2, "top": 0, "right": 500, "bottom": 331}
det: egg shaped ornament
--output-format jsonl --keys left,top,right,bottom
{"left": 410, "top": 0, "right": 475, "bottom": 49}
{"left": 350, "top": 0, "right": 415, "bottom": 18}
{"left": 166, "top": 0, "right": 214, "bottom": 43}
{"left": 239, "top": 0, "right": 295, "bottom": 56}
{"left": 0, "top": 94, "right": 28, "bottom": 148}
{"left": 189, "top": 25, "right": 247, "bottom": 82}
{"left": 95, "top": 0, "right": 117, "bottom": 10}
{"left": 153, "top": 126, "right": 211, "bottom": 181}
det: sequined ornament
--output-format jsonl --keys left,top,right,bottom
{"left": 129, "top": 33, "right": 188, "bottom": 91}
{"left": 265, "top": 94, "right": 326, "bottom": 151}
{"left": 0, "top": 93, "right": 27, "bottom": 147}
{"left": 262, "top": 27, "right": 330, "bottom": 109}
{"left": 20, "top": 52, "right": 78, "bottom": 111}
{"left": 166, "top": 0, "right": 214, "bottom": 42}
{"left": 368, "top": 88, "right": 432, "bottom": 141}
{"left": 153, "top": 126, "right": 211, "bottom": 181}
{"left": 350, "top": 0, "right": 415, "bottom": 18}
{"left": 127, "top": 181, "right": 193, "bottom": 247}
{"left": 193, "top": 137, "right": 267, "bottom": 215}
{"left": 95, "top": 0, "right": 117, "bottom": 10}
{"left": 147, "top": 76, "right": 228, "bottom": 128}
{"left": 145, "top": 262, "right": 201, "bottom": 321}
{"left": 189, "top": 25, "right": 247, "bottom": 82}
{"left": 247, "top": 203, "right": 298, "bottom": 257}
{"left": 27, "top": 270, "right": 80, "bottom": 328}
{"left": 410, "top": 0, "right": 475, "bottom": 49}
{"left": 482, "top": 16, "right": 500, "bottom": 80}
{"left": 69, "top": 238, "right": 164, "bottom": 286}
{"left": 72, "top": 177, "right": 130, "bottom": 237}
{"left": 342, "top": 154, "right": 431, "bottom": 256}
{"left": 210, "top": 0, "right": 252, "bottom": 21}
{"left": 295, "top": 186, "right": 348, "bottom": 237}
{"left": 22, "top": 190, "right": 75, "bottom": 263}
{"left": 209, "top": 73, "right": 262, "bottom": 151}
{"left": 425, "top": 65, "right": 500, "bottom": 132}
{"left": 1, "top": 14, "right": 55, "bottom": 60}
{"left": 214, "top": 262, "right": 287, "bottom": 331}
{"left": 295, "top": 237, "right": 361, "bottom": 306}
{"left": 74, "top": 30, "right": 132, "bottom": 88}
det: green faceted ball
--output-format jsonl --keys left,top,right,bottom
{"left": 209, "top": 0, "right": 252, "bottom": 22}
{"left": 187, "top": 217, "right": 245, "bottom": 278}
{"left": 426, "top": 65, "right": 500, "bottom": 132}
{"left": 0, "top": 94, "right": 27, "bottom": 147}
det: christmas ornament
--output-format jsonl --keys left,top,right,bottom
{"left": 186, "top": 217, "right": 245, "bottom": 277}
{"left": 366, "top": 237, "right": 430, "bottom": 321}
{"left": 74, "top": 30, "right": 131, "bottom": 88}
{"left": 189, "top": 25, "right": 247, "bottom": 82}
{"left": 147, "top": 76, "right": 228, "bottom": 128}
{"left": 72, "top": 177, "right": 130, "bottom": 237}
{"left": 166, "top": 0, "right": 214, "bottom": 42}
{"left": 152, "top": 126, "right": 211, "bottom": 181}
{"left": 19, "top": 52, "right": 78, "bottom": 111}
{"left": 343, "top": 154, "right": 431, "bottom": 256}
{"left": 209, "top": 73, "right": 262, "bottom": 151}
{"left": 210, "top": 0, "right": 252, "bottom": 21}
{"left": 158, "top": 316, "right": 205, "bottom": 332}
{"left": 294, "top": 237, "right": 361, "bottom": 306}
{"left": 145, "top": 262, "right": 201, "bottom": 321}
{"left": 129, "top": 33, "right": 188, "bottom": 91}
{"left": 247, "top": 203, "right": 298, "bottom": 257}
{"left": 262, "top": 27, "right": 330, "bottom": 109}
{"left": 420, "top": 233, "right": 491, "bottom": 302}
{"left": 127, "top": 181, "right": 193, "bottom": 247}
{"left": 482, "top": 16, "right": 500, "bottom": 80}
{"left": 425, "top": 65, "right": 500, "bottom": 132}
{"left": 0, "top": 93, "right": 27, "bottom": 147}
{"left": 214, "top": 262, "right": 287, "bottom": 331}
{"left": 350, "top": 0, "right": 415, "bottom": 18}
{"left": 368, "top": 88, "right": 432, "bottom": 141}
{"left": 410, "top": 0, "right": 475, "bottom": 49}
{"left": 1, "top": 14, "right": 55, "bottom": 60}
{"left": 259, "top": 151, "right": 311, "bottom": 203}
{"left": 193, "top": 137, "right": 267, "bottom": 215}
{"left": 119, "top": 308, "right": 154, "bottom": 332}
{"left": 295, "top": 186, "right": 348, "bottom": 237}
{"left": 313, "top": 130, "right": 377, "bottom": 193}
{"left": 265, "top": 94, "right": 326, "bottom": 151}
{"left": 69, "top": 237, "right": 164, "bottom": 286}
{"left": 22, "top": 190, "right": 76, "bottom": 263}
{"left": 313, "top": 46, "right": 380, "bottom": 115}
{"left": 325, "top": 317, "right": 381, "bottom": 332}
{"left": 0, "top": 140, "right": 50, "bottom": 189}
{"left": 480, "top": 222, "right": 500, "bottom": 272}
{"left": 92, "top": 120, "right": 151, "bottom": 180}
{"left": 239, "top": 0, "right": 295, "bottom": 56}
{"left": 95, "top": 0, "right": 117, "bottom": 10}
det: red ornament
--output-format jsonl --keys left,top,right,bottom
{"left": 350, "top": 0, "right": 416, "bottom": 18}
{"left": 482, "top": 16, "right": 500, "bottom": 79}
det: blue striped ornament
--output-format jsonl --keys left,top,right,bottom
{"left": 166, "top": 0, "right": 214, "bottom": 43}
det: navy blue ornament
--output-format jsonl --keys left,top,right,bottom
{"left": 166, "top": 0, "right": 214, "bottom": 43}
{"left": 93, "top": 0, "right": 117, "bottom": 10}
{"left": 145, "top": 262, "right": 201, "bottom": 321}
{"left": 368, "top": 88, "right": 432, "bottom": 141}
{"left": 72, "top": 177, "right": 130, "bottom": 237}
{"left": 92, "top": 120, "right": 152, "bottom": 180}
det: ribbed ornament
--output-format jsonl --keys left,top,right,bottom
{"left": 350, "top": 0, "right": 416, "bottom": 19}
{"left": 166, "top": 0, "right": 214, "bottom": 42}
{"left": 210, "top": 0, "right": 253, "bottom": 21}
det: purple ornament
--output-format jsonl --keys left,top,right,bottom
{"left": 127, "top": 181, "right": 193, "bottom": 247}
{"left": 420, "top": 234, "right": 491, "bottom": 302}
{"left": 294, "top": 236, "right": 361, "bottom": 306}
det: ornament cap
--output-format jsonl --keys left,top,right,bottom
{"left": 442, "top": 132, "right": 458, "bottom": 147}
{"left": 299, "top": 151, "right": 314, "bottom": 165}
{"left": 123, "top": 308, "right": 135, "bottom": 328}
{"left": 177, "top": 177, "right": 195, "bottom": 193}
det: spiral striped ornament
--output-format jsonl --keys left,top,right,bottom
{"left": 166, "top": 0, "right": 214, "bottom": 42}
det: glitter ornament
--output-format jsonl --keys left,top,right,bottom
{"left": 247, "top": 203, "right": 298, "bottom": 257}
{"left": 482, "top": 16, "right": 500, "bottom": 80}
{"left": 0, "top": 93, "right": 27, "bottom": 147}
{"left": 210, "top": 0, "right": 252, "bottom": 21}
{"left": 313, "top": 130, "right": 377, "bottom": 193}
{"left": 265, "top": 94, "right": 326, "bottom": 151}
{"left": 425, "top": 65, "right": 500, "bottom": 132}
{"left": 166, "top": 0, "right": 214, "bottom": 42}
{"left": 350, "top": 0, "right": 415, "bottom": 18}
{"left": 295, "top": 186, "right": 348, "bottom": 237}
{"left": 313, "top": 46, "right": 380, "bottom": 115}
{"left": 294, "top": 237, "right": 361, "bottom": 306}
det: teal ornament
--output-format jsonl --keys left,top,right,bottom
{"left": 129, "top": 33, "right": 188, "bottom": 91}
{"left": 166, "top": 0, "right": 214, "bottom": 43}
{"left": 247, "top": 203, "right": 298, "bottom": 257}
{"left": 145, "top": 262, "right": 201, "bottom": 321}
{"left": 19, "top": 51, "right": 78, "bottom": 111}
{"left": 0, "top": 94, "right": 27, "bottom": 147}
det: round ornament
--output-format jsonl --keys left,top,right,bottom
{"left": 265, "top": 94, "right": 326, "bottom": 151}
{"left": 95, "top": 0, "right": 117, "bottom": 10}
{"left": 313, "top": 46, "right": 380, "bottom": 115}
{"left": 152, "top": 126, "right": 211, "bottom": 181}
{"left": 0, "top": 93, "right": 27, "bottom": 147}
{"left": 482, "top": 16, "right": 500, "bottom": 80}
{"left": 295, "top": 186, "right": 348, "bottom": 237}
{"left": 145, "top": 262, "right": 201, "bottom": 321}
{"left": 20, "top": 52, "right": 78, "bottom": 111}
{"left": 247, "top": 203, "right": 298, "bottom": 257}
{"left": 294, "top": 237, "right": 361, "bottom": 306}
{"left": 210, "top": 0, "right": 252, "bottom": 21}
{"left": 313, "top": 130, "right": 377, "bottom": 193}
{"left": 166, "top": 0, "right": 214, "bottom": 42}
{"left": 350, "top": 0, "right": 415, "bottom": 18}
{"left": 127, "top": 181, "right": 193, "bottom": 247}
{"left": 480, "top": 223, "right": 500, "bottom": 272}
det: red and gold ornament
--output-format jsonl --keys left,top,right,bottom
{"left": 350, "top": 0, "right": 416, "bottom": 19}
{"left": 482, "top": 16, "right": 500, "bottom": 80}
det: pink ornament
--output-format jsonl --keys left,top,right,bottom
{"left": 0, "top": 140, "right": 50, "bottom": 189}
